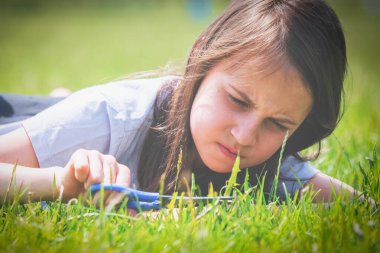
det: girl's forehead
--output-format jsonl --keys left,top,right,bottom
{"left": 214, "top": 56, "right": 305, "bottom": 88}
{"left": 209, "top": 56, "right": 313, "bottom": 107}
{"left": 215, "top": 52, "right": 292, "bottom": 77}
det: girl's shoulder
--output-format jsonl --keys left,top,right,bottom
{"left": 280, "top": 155, "right": 319, "bottom": 180}
{"left": 76, "top": 76, "right": 179, "bottom": 115}
{"left": 21, "top": 76, "right": 178, "bottom": 168}
{"left": 276, "top": 155, "right": 319, "bottom": 199}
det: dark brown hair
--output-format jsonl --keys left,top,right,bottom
{"left": 138, "top": 0, "right": 347, "bottom": 194}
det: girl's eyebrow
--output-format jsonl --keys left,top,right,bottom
{"left": 228, "top": 84, "right": 297, "bottom": 126}
{"left": 271, "top": 117, "right": 297, "bottom": 126}
{"left": 228, "top": 83, "right": 255, "bottom": 106}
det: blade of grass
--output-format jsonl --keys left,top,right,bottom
{"left": 270, "top": 130, "right": 289, "bottom": 202}
{"left": 3, "top": 163, "right": 17, "bottom": 205}
{"left": 224, "top": 154, "right": 241, "bottom": 197}
{"left": 174, "top": 148, "right": 183, "bottom": 193}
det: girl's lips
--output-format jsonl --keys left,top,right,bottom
{"left": 218, "top": 143, "right": 238, "bottom": 160}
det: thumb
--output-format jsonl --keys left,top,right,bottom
{"left": 74, "top": 160, "right": 90, "bottom": 183}
{"left": 68, "top": 150, "right": 90, "bottom": 183}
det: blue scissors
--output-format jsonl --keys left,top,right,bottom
{"left": 90, "top": 183, "right": 235, "bottom": 211}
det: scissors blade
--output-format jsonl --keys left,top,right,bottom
{"left": 158, "top": 195, "right": 236, "bottom": 205}
{"left": 90, "top": 184, "right": 236, "bottom": 210}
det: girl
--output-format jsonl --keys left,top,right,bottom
{"left": 0, "top": 0, "right": 358, "bottom": 205}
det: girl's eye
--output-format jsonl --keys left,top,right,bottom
{"left": 228, "top": 95, "right": 249, "bottom": 108}
{"left": 270, "top": 119, "right": 288, "bottom": 132}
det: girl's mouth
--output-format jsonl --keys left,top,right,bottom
{"left": 218, "top": 143, "right": 238, "bottom": 160}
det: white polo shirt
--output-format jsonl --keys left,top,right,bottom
{"left": 3, "top": 77, "right": 318, "bottom": 198}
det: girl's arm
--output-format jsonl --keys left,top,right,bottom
{"left": 302, "top": 172, "right": 362, "bottom": 202}
{"left": 0, "top": 149, "right": 131, "bottom": 203}
{"left": 0, "top": 163, "right": 61, "bottom": 202}
{"left": 0, "top": 128, "right": 131, "bottom": 203}
{"left": 0, "top": 127, "right": 39, "bottom": 168}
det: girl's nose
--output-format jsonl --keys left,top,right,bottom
{"left": 230, "top": 116, "right": 260, "bottom": 147}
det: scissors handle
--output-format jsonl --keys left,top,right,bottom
{"left": 89, "top": 184, "right": 160, "bottom": 202}
{"left": 90, "top": 184, "right": 163, "bottom": 211}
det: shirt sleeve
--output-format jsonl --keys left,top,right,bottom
{"left": 276, "top": 155, "right": 319, "bottom": 199}
{"left": 22, "top": 85, "right": 122, "bottom": 168}
{"left": 21, "top": 77, "right": 168, "bottom": 189}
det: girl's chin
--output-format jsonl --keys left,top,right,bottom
{"left": 205, "top": 158, "right": 266, "bottom": 173}
{"left": 203, "top": 160, "right": 234, "bottom": 174}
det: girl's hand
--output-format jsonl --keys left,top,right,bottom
{"left": 57, "top": 149, "right": 131, "bottom": 207}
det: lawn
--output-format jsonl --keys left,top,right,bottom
{"left": 1, "top": 0, "right": 380, "bottom": 252}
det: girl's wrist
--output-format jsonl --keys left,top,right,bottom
{"left": 49, "top": 166, "right": 65, "bottom": 201}
{"left": 0, "top": 163, "right": 65, "bottom": 203}
{"left": 28, "top": 166, "right": 64, "bottom": 202}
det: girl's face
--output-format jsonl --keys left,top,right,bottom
{"left": 190, "top": 61, "right": 313, "bottom": 173}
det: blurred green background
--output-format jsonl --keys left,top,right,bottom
{"left": 0, "top": 0, "right": 379, "bottom": 179}
{"left": 0, "top": 0, "right": 228, "bottom": 94}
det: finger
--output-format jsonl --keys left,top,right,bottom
{"left": 103, "top": 155, "right": 118, "bottom": 185}
{"left": 92, "top": 191, "right": 100, "bottom": 206}
{"left": 104, "top": 162, "right": 129, "bottom": 210}
{"left": 105, "top": 192, "right": 126, "bottom": 212}
{"left": 115, "top": 164, "right": 131, "bottom": 187}
{"left": 92, "top": 192, "right": 107, "bottom": 209}
{"left": 84, "top": 151, "right": 103, "bottom": 190}
{"left": 127, "top": 209, "right": 138, "bottom": 217}
{"left": 72, "top": 149, "right": 90, "bottom": 183}
{"left": 88, "top": 150, "right": 103, "bottom": 182}
{"left": 91, "top": 190, "right": 117, "bottom": 209}
{"left": 94, "top": 155, "right": 117, "bottom": 202}
{"left": 90, "top": 189, "right": 111, "bottom": 207}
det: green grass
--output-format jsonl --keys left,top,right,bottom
{"left": 1, "top": 151, "right": 379, "bottom": 253}
{"left": 1, "top": 0, "right": 380, "bottom": 252}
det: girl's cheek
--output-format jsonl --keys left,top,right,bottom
{"left": 258, "top": 130, "right": 284, "bottom": 152}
